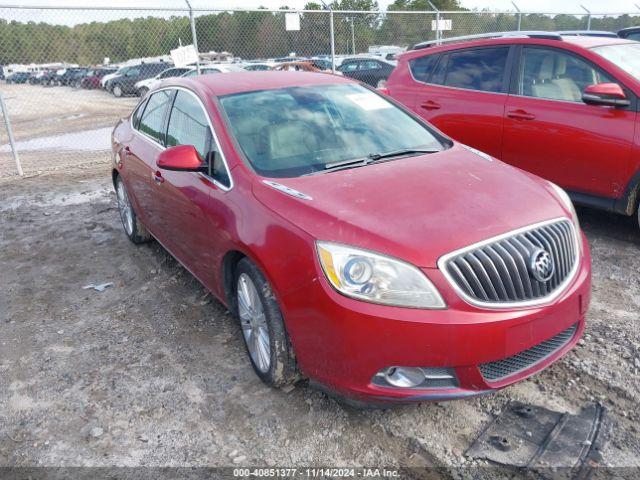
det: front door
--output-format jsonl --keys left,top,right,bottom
{"left": 502, "top": 46, "right": 636, "bottom": 198}
{"left": 153, "top": 89, "right": 232, "bottom": 284}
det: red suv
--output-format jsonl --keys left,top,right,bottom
{"left": 386, "top": 32, "right": 640, "bottom": 230}
{"left": 112, "top": 72, "right": 591, "bottom": 405}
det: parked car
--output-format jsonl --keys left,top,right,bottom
{"left": 134, "top": 66, "right": 191, "bottom": 97}
{"left": 244, "top": 62, "right": 277, "bottom": 71}
{"left": 107, "top": 62, "right": 172, "bottom": 97}
{"left": 617, "top": 26, "right": 640, "bottom": 40}
{"left": 111, "top": 72, "right": 590, "bottom": 405}
{"left": 386, "top": 32, "right": 640, "bottom": 230}
{"left": 337, "top": 57, "right": 395, "bottom": 87}
{"left": 38, "top": 69, "right": 61, "bottom": 86}
{"left": 55, "top": 67, "right": 88, "bottom": 86}
{"left": 273, "top": 61, "right": 323, "bottom": 72}
{"left": 101, "top": 67, "right": 125, "bottom": 89}
{"left": 5, "top": 71, "right": 30, "bottom": 84}
{"left": 80, "top": 68, "right": 116, "bottom": 89}
{"left": 135, "top": 65, "right": 244, "bottom": 97}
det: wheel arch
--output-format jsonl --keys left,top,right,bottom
{"left": 614, "top": 170, "right": 640, "bottom": 215}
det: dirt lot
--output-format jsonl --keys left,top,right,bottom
{"left": 0, "top": 83, "right": 136, "bottom": 179}
{"left": 1, "top": 82, "right": 639, "bottom": 474}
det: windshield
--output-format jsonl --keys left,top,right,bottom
{"left": 592, "top": 43, "right": 640, "bottom": 80}
{"left": 219, "top": 83, "right": 444, "bottom": 178}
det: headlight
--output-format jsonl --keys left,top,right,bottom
{"left": 317, "top": 241, "right": 446, "bottom": 309}
{"left": 549, "top": 182, "right": 580, "bottom": 232}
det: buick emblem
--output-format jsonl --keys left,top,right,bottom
{"left": 530, "top": 248, "right": 555, "bottom": 283}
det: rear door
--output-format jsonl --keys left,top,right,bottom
{"left": 409, "top": 46, "right": 513, "bottom": 159}
{"left": 501, "top": 45, "right": 636, "bottom": 198}
{"left": 123, "top": 90, "right": 174, "bottom": 235}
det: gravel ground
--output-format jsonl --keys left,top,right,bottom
{"left": 1, "top": 166, "right": 639, "bottom": 474}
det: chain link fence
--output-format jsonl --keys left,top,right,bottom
{"left": 2, "top": 5, "right": 640, "bottom": 179}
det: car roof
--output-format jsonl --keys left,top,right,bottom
{"left": 165, "top": 71, "right": 354, "bottom": 97}
{"left": 400, "top": 34, "right": 634, "bottom": 60}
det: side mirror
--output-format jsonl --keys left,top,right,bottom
{"left": 156, "top": 145, "right": 206, "bottom": 172}
{"left": 583, "top": 83, "right": 630, "bottom": 107}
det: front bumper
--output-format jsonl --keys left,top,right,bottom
{"left": 282, "top": 235, "right": 591, "bottom": 404}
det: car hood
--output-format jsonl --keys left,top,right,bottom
{"left": 251, "top": 145, "right": 568, "bottom": 268}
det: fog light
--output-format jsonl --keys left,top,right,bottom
{"left": 383, "top": 366, "right": 425, "bottom": 388}
{"left": 373, "top": 366, "right": 459, "bottom": 390}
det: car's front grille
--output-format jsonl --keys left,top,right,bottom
{"left": 440, "top": 219, "right": 578, "bottom": 307}
{"left": 479, "top": 323, "right": 578, "bottom": 382}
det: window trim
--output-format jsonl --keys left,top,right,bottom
{"left": 411, "top": 45, "right": 514, "bottom": 96}
{"left": 130, "top": 86, "right": 234, "bottom": 191}
{"left": 509, "top": 44, "right": 637, "bottom": 110}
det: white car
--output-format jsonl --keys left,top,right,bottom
{"left": 138, "top": 64, "right": 245, "bottom": 97}
{"left": 134, "top": 66, "right": 191, "bottom": 97}
{"left": 101, "top": 68, "right": 124, "bottom": 89}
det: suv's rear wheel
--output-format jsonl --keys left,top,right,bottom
{"left": 234, "top": 258, "right": 297, "bottom": 388}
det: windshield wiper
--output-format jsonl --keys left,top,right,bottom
{"left": 312, "top": 148, "right": 440, "bottom": 176}
{"left": 367, "top": 148, "right": 440, "bottom": 162}
{"left": 322, "top": 157, "right": 370, "bottom": 173}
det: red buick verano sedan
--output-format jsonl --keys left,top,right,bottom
{"left": 111, "top": 72, "right": 591, "bottom": 405}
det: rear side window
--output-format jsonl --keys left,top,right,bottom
{"left": 409, "top": 54, "right": 439, "bottom": 83}
{"left": 131, "top": 99, "right": 147, "bottom": 129}
{"left": 137, "top": 90, "right": 173, "bottom": 143}
{"left": 434, "top": 47, "right": 509, "bottom": 93}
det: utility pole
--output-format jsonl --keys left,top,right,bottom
{"left": 184, "top": 0, "right": 201, "bottom": 74}
{"left": 580, "top": 5, "right": 591, "bottom": 31}
{"left": 427, "top": 1, "right": 441, "bottom": 44}
{"left": 511, "top": 1, "right": 522, "bottom": 31}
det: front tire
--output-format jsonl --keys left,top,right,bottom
{"left": 113, "top": 85, "right": 123, "bottom": 97}
{"left": 137, "top": 87, "right": 148, "bottom": 98}
{"left": 115, "top": 175, "right": 150, "bottom": 244}
{"left": 234, "top": 258, "right": 297, "bottom": 388}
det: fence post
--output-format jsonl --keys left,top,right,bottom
{"left": 184, "top": 0, "right": 201, "bottom": 74}
{"left": 581, "top": 5, "right": 591, "bottom": 30}
{"left": 427, "top": 1, "right": 441, "bottom": 43}
{"left": 0, "top": 92, "right": 23, "bottom": 177}
{"left": 329, "top": 10, "right": 336, "bottom": 73}
{"left": 511, "top": 1, "right": 522, "bottom": 31}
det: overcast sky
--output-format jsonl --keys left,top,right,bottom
{"left": 3, "top": 0, "right": 639, "bottom": 13}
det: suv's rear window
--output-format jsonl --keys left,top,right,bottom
{"left": 409, "top": 55, "right": 439, "bottom": 83}
{"left": 433, "top": 47, "right": 509, "bottom": 93}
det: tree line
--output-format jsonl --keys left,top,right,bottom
{"left": 1, "top": 0, "right": 639, "bottom": 66}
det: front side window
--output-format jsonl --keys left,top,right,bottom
{"left": 137, "top": 90, "right": 173, "bottom": 143}
{"left": 592, "top": 43, "right": 640, "bottom": 81}
{"left": 409, "top": 54, "right": 439, "bottom": 83}
{"left": 219, "top": 83, "right": 444, "bottom": 178}
{"left": 519, "top": 47, "right": 613, "bottom": 102}
{"left": 166, "top": 91, "right": 229, "bottom": 186}
{"left": 436, "top": 47, "right": 509, "bottom": 93}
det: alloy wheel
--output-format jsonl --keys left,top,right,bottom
{"left": 237, "top": 273, "right": 271, "bottom": 373}
{"left": 116, "top": 179, "right": 134, "bottom": 236}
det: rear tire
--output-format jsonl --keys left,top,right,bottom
{"left": 234, "top": 258, "right": 298, "bottom": 388}
{"left": 115, "top": 175, "right": 150, "bottom": 244}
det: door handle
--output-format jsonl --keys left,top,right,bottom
{"left": 420, "top": 100, "right": 441, "bottom": 110}
{"left": 153, "top": 170, "right": 165, "bottom": 184}
{"left": 507, "top": 110, "right": 536, "bottom": 120}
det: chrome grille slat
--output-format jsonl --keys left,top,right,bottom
{"left": 441, "top": 219, "right": 578, "bottom": 307}
{"left": 479, "top": 323, "right": 578, "bottom": 381}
